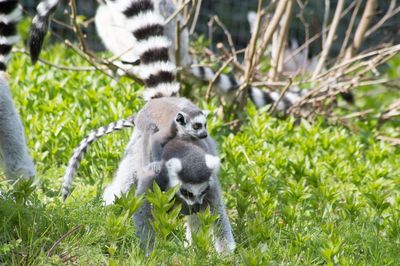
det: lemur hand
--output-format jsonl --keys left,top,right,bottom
{"left": 145, "top": 161, "right": 162, "bottom": 175}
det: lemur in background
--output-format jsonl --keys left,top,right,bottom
{"left": 0, "top": 0, "right": 35, "bottom": 181}
{"left": 94, "top": 0, "right": 306, "bottom": 111}
{"left": 28, "top": 0, "right": 306, "bottom": 112}
{"left": 43, "top": 0, "right": 236, "bottom": 254}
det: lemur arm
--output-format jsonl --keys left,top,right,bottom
{"left": 134, "top": 174, "right": 157, "bottom": 255}
{"left": 150, "top": 126, "right": 175, "bottom": 162}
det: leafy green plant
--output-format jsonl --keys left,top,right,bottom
{"left": 0, "top": 34, "right": 399, "bottom": 265}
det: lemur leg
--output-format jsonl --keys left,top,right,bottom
{"left": 103, "top": 129, "right": 142, "bottom": 205}
{"left": 210, "top": 181, "right": 235, "bottom": 254}
{"left": 0, "top": 80, "right": 35, "bottom": 180}
{"left": 133, "top": 174, "right": 156, "bottom": 256}
{"left": 185, "top": 214, "right": 200, "bottom": 247}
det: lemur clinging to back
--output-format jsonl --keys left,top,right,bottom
{"left": 0, "top": 0, "right": 35, "bottom": 181}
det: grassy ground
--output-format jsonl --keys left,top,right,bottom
{"left": 1, "top": 45, "right": 400, "bottom": 265}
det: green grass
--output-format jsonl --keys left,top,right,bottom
{"left": 1, "top": 44, "right": 400, "bottom": 265}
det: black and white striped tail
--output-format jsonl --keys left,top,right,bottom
{"left": 28, "top": 0, "right": 60, "bottom": 63}
{"left": 0, "top": 0, "right": 21, "bottom": 71}
{"left": 191, "top": 65, "right": 239, "bottom": 94}
{"left": 191, "top": 65, "right": 305, "bottom": 112}
{"left": 62, "top": 116, "right": 135, "bottom": 200}
{"left": 111, "top": 0, "right": 179, "bottom": 100}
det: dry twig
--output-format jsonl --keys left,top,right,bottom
{"left": 47, "top": 225, "right": 83, "bottom": 257}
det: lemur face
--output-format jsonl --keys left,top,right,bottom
{"left": 165, "top": 155, "right": 220, "bottom": 214}
{"left": 177, "top": 182, "right": 210, "bottom": 213}
{"left": 175, "top": 111, "right": 208, "bottom": 139}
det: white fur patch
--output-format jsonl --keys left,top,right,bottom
{"left": 135, "top": 36, "right": 171, "bottom": 57}
{"left": 95, "top": 4, "right": 138, "bottom": 62}
{"left": 0, "top": 35, "right": 19, "bottom": 46}
{"left": 0, "top": 54, "right": 11, "bottom": 64}
{"left": 248, "top": 87, "right": 266, "bottom": 108}
{"left": 217, "top": 74, "right": 233, "bottom": 93}
{"left": 138, "top": 60, "right": 176, "bottom": 80}
{"left": 190, "top": 67, "right": 202, "bottom": 78}
{"left": 284, "top": 91, "right": 300, "bottom": 104}
{"left": 270, "top": 91, "right": 285, "bottom": 111}
{"left": 125, "top": 10, "right": 164, "bottom": 33}
{"left": 166, "top": 158, "right": 182, "bottom": 174}
{"left": 166, "top": 158, "right": 183, "bottom": 188}
{"left": 205, "top": 154, "right": 220, "bottom": 170}
{"left": 186, "top": 182, "right": 209, "bottom": 196}
{"left": 37, "top": 0, "right": 59, "bottom": 16}
{"left": 204, "top": 67, "right": 214, "bottom": 80}
{"left": 143, "top": 82, "right": 180, "bottom": 101}
{"left": 192, "top": 115, "right": 206, "bottom": 124}
{"left": 0, "top": 6, "right": 21, "bottom": 23}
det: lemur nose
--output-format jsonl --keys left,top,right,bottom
{"left": 199, "top": 132, "right": 208, "bottom": 139}
{"left": 190, "top": 203, "right": 201, "bottom": 213}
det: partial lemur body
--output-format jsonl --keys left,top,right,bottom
{"left": 0, "top": 0, "right": 35, "bottom": 180}
{"left": 136, "top": 138, "right": 235, "bottom": 253}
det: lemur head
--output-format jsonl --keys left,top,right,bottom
{"left": 175, "top": 110, "right": 209, "bottom": 139}
{"left": 160, "top": 142, "right": 220, "bottom": 214}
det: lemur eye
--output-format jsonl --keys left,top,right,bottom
{"left": 180, "top": 188, "right": 194, "bottom": 198}
{"left": 193, "top": 123, "right": 202, "bottom": 130}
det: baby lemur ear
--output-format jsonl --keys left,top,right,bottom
{"left": 205, "top": 154, "right": 220, "bottom": 170}
{"left": 176, "top": 112, "right": 188, "bottom": 125}
{"left": 166, "top": 158, "right": 183, "bottom": 174}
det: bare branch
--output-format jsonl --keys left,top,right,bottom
{"left": 270, "top": 0, "right": 293, "bottom": 81}
{"left": 338, "top": 0, "right": 362, "bottom": 61}
{"left": 345, "top": 0, "right": 377, "bottom": 59}
{"left": 205, "top": 57, "right": 234, "bottom": 101}
{"left": 312, "top": 0, "right": 345, "bottom": 78}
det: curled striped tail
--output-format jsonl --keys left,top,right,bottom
{"left": 28, "top": 0, "right": 60, "bottom": 63}
{"left": 191, "top": 65, "right": 306, "bottom": 112}
{"left": 111, "top": 0, "right": 180, "bottom": 100}
{"left": 62, "top": 116, "right": 135, "bottom": 200}
{"left": 248, "top": 86, "right": 307, "bottom": 113}
{"left": 0, "top": 0, "right": 21, "bottom": 71}
{"left": 191, "top": 65, "right": 239, "bottom": 94}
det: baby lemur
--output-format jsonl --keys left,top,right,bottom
{"left": 135, "top": 138, "right": 235, "bottom": 254}
{"left": 147, "top": 107, "right": 209, "bottom": 174}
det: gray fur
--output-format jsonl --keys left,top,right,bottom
{"left": 0, "top": 77, "right": 35, "bottom": 180}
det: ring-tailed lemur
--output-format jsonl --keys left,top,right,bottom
{"left": 136, "top": 138, "right": 235, "bottom": 253}
{"left": 59, "top": 0, "right": 235, "bottom": 254}
{"left": 0, "top": 0, "right": 35, "bottom": 180}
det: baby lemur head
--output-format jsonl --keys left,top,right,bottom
{"left": 175, "top": 109, "right": 209, "bottom": 139}
{"left": 155, "top": 139, "right": 220, "bottom": 214}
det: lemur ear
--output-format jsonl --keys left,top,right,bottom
{"left": 205, "top": 154, "right": 220, "bottom": 170}
{"left": 176, "top": 112, "right": 187, "bottom": 125}
{"left": 202, "top": 109, "right": 210, "bottom": 117}
{"left": 166, "top": 158, "right": 182, "bottom": 174}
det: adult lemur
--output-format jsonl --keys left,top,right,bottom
{"left": 0, "top": 0, "right": 35, "bottom": 180}
{"left": 37, "top": 0, "right": 236, "bottom": 254}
